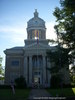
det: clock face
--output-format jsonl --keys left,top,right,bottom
{"left": 35, "top": 20, "right": 38, "bottom": 25}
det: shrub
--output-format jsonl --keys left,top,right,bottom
{"left": 50, "top": 75, "right": 61, "bottom": 88}
{"left": 15, "top": 76, "right": 27, "bottom": 88}
{"left": 0, "top": 85, "right": 11, "bottom": 89}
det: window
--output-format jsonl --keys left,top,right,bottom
{"left": 11, "top": 60, "right": 19, "bottom": 66}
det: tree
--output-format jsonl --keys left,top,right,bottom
{"left": 47, "top": 46, "right": 69, "bottom": 87}
{"left": 70, "top": 65, "right": 75, "bottom": 86}
{"left": 0, "top": 56, "right": 4, "bottom": 82}
{"left": 47, "top": 47, "right": 69, "bottom": 69}
{"left": 53, "top": 0, "right": 75, "bottom": 85}
{"left": 0, "top": 56, "right": 3, "bottom": 74}
{"left": 53, "top": 0, "right": 75, "bottom": 58}
{"left": 15, "top": 75, "right": 27, "bottom": 88}
{"left": 50, "top": 74, "right": 61, "bottom": 88}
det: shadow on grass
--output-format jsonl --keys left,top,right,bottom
{"left": 0, "top": 88, "right": 31, "bottom": 100}
{"left": 47, "top": 88, "right": 75, "bottom": 97}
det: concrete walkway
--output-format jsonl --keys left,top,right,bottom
{"left": 27, "top": 89, "right": 51, "bottom": 100}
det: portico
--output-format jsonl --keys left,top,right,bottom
{"left": 24, "top": 47, "right": 48, "bottom": 87}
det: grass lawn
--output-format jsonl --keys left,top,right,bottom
{"left": 72, "top": 88, "right": 75, "bottom": 94}
{"left": 47, "top": 88, "right": 75, "bottom": 97}
{"left": 0, "top": 88, "right": 31, "bottom": 100}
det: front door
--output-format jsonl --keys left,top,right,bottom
{"left": 34, "top": 76, "right": 40, "bottom": 83}
{"left": 34, "top": 76, "right": 40, "bottom": 87}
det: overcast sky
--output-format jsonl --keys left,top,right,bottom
{"left": 0, "top": 0, "right": 60, "bottom": 66}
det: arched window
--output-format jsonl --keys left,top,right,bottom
{"left": 32, "top": 30, "right": 39, "bottom": 39}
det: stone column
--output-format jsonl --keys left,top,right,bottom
{"left": 29, "top": 56, "right": 32, "bottom": 86}
{"left": 24, "top": 56, "right": 28, "bottom": 83}
{"left": 40, "top": 74, "right": 42, "bottom": 85}
{"left": 48, "top": 70, "right": 51, "bottom": 87}
{"left": 43, "top": 56, "right": 46, "bottom": 86}
{"left": 47, "top": 59, "right": 51, "bottom": 87}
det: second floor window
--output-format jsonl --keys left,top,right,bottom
{"left": 11, "top": 60, "right": 19, "bottom": 66}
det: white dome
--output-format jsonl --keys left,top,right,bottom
{"left": 27, "top": 10, "right": 46, "bottom": 29}
{"left": 27, "top": 10, "right": 46, "bottom": 40}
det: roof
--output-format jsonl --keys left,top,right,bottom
{"left": 4, "top": 46, "right": 24, "bottom": 55}
{"left": 27, "top": 10, "right": 45, "bottom": 28}
{"left": 9, "top": 46, "right": 24, "bottom": 50}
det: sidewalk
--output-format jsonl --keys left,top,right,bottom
{"left": 27, "top": 89, "right": 51, "bottom": 100}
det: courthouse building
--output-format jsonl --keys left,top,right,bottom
{"left": 4, "top": 10, "right": 70, "bottom": 87}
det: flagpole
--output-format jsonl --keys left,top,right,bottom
{"left": 35, "top": 30, "right": 39, "bottom": 88}
{"left": 36, "top": 30, "right": 39, "bottom": 89}
{"left": 37, "top": 38, "right": 39, "bottom": 88}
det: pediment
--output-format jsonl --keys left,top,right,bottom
{"left": 24, "top": 43, "right": 50, "bottom": 50}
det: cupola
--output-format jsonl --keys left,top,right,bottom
{"left": 27, "top": 9, "right": 46, "bottom": 40}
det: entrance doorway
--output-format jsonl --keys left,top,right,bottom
{"left": 34, "top": 76, "right": 40, "bottom": 84}
{"left": 33, "top": 76, "right": 41, "bottom": 87}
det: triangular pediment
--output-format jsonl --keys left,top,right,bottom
{"left": 25, "top": 43, "right": 50, "bottom": 49}
{"left": 24, "top": 43, "right": 50, "bottom": 50}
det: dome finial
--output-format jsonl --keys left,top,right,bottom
{"left": 34, "top": 9, "right": 38, "bottom": 18}
{"left": 35, "top": 9, "right": 37, "bottom": 12}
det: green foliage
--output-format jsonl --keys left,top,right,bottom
{"left": 53, "top": 0, "right": 75, "bottom": 79}
{"left": 47, "top": 88, "right": 75, "bottom": 97}
{"left": 70, "top": 65, "right": 75, "bottom": 86}
{"left": 47, "top": 47, "right": 69, "bottom": 72}
{"left": 53, "top": 0, "right": 75, "bottom": 49}
{"left": 15, "top": 76, "right": 27, "bottom": 88}
{"left": 0, "top": 56, "right": 3, "bottom": 74}
{"left": 60, "top": 0, "right": 75, "bottom": 11}
{"left": 0, "top": 89, "right": 30, "bottom": 100}
{"left": 50, "top": 74, "right": 62, "bottom": 88}
{"left": 47, "top": 47, "right": 70, "bottom": 87}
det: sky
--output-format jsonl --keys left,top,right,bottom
{"left": 0, "top": 0, "right": 60, "bottom": 67}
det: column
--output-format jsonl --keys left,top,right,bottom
{"left": 40, "top": 73, "right": 42, "bottom": 85}
{"left": 43, "top": 56, "right": 46, "bottom": 86}
{"left": 47, "top": 57, "right": 51, "bottom": 87}
{"left": 48, "top": 70, "right": 51, "bottom": 87}
{"left": 29, "top": 56, "right": 32, "bottom": 85}
{"left": 24, "top": 56, "right": 28, "bottom": 83}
